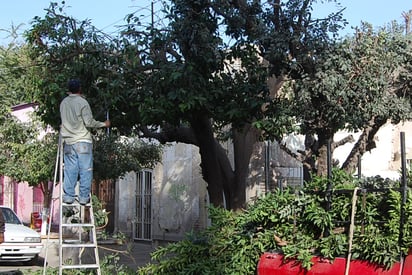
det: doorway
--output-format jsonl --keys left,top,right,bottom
{"left": 134, "top": 170, "right": 152, "bottom": 240}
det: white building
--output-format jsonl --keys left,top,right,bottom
{"left": 114, "top": 121, "right": 411, "bottom": 243}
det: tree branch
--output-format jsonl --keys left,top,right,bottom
{"left": 138, "top": 124, "right": 198, "bottom": 145}
{"left": 332, "top": 134, "right": 355, "bottom": 150}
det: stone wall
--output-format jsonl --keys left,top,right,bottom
{"left": 151, "top": 143, "right": 207, "bottom": 242}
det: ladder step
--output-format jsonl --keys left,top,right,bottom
{"left": 62, "top": 202, "right": 91, "bottom": 207}
{"left": 61, "top": 223, "right": 94, "bottom": 227}
{"left": 52, "top": 141, "right": 101, "bottom": 274}
{"left": 61, "top": 264, "right": 100, "bottom": 269}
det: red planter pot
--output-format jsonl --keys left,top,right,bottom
{"left": 257, "top": 252, "right": 412, "bottom": 275}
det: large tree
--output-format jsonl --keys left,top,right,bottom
{"left": 0, "top": 35, "right": 162, "bottom": 209}
{"left": 0, "top": 37, "right": 56, "bottom": 208}
{"left": 26, "top": 0, "right": 346, "bottom": 209}
{"left": 0, "top": 113, "right": 57, "bottom": 208}
{"left": 279, "top": 23, "right": 412, "bottom": 177}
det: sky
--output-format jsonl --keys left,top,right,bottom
{"left": 0, "top": 0, "right": 411, "bottom": 44}
{"left": 312, "top": 0, "right": 411, "bottom": 34}
{"left": 0, "top": 0, "right": 160, "bottom": 43}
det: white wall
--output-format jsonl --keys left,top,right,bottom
{"left": 334, "top": 122, "right": 412, "bottom": 179}
{"left": 116, "top": 143, "right": 208, "bottom": 242}
{"left": 151, "top": 143, "right": 207, "bottom": 242}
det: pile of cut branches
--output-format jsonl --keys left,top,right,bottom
{"left": 138, "top": 170, "right": 412, "bottom": 274}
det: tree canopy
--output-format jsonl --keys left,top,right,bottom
{"left": 281, "top": 22, "right": 412, "bottom": 176}
{"left": 0, "top": 40, "right": 162, "bottom": 208}
{"left": 25, "top": 0, "right": 348, "bottom": 209}
{"left": 24, "top": 0, "right": 412, "bottom": 209}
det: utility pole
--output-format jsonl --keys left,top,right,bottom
{"left": 151, "top": 0, "right": 154, "bottom": 32}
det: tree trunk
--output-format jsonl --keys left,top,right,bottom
{"left": 146, "top": 117, "right": 261, "bottom": 209}
{"left": 190, "top": 117, "right": 259, "bottom": 210}
{"left": 315, "top": 132, "right": 334, "bottom": 177}
{"left": 190, "top": 115, "right": 225, "bottom": 207}
{"left": 40, "top": 181, "right": 52, "bottom": 209}
{"left": 316, "top": 143, "right": 329, "bottom": 177}
{"left": 342, "top": 117, "right": 386, "bottom": 174}
{"left": 215, "top": 140, "right": 235, "bottom": 208}
{"left": 231, "top": 124, "right": 260, "bottom": 209}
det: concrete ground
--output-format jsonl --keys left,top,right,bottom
{"left": 42, "top": 234, "right": 156, "bottom": 270}
{"left": 0, "top": 234, "right": 157, "bottom": 274}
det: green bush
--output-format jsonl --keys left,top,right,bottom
{"left": 138, "top": 170, "right": 412, "bottom": 274}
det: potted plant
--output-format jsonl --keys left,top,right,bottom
{"left": 91, "top": 195, "right": 109, "bottom": 230}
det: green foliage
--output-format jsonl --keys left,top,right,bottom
{"left": 21, "top": 0, "right": 412, "bottom": 209}
{"left": 0, "top": 43, "right": 38, "bottom": 110}
{"left": 24, "top": 0, "right": 348, "bottom": 208}
{"left": 0, "top": 108, "right": 162, "bottom": 210}
{"left": 139, "top": 170, "right": 412, "bottom": 274}
{"left": 0, "top": 110, "right": 57, "bottom": 209}
{"left": 100, "top": 253, "right": 135, "bottom": 274}
{"left": 292, "top": 24, "right": 412, "bottom": 135}
{"left": 138, "top": 203, "right": 275, "bottom": 275}
{"left": 256, "top": 22, "right": 412, "bottom": 177}
{"left": 0, "top": 112, "right": 57, "bottom": 187}
{"left": 93, "top": 131, "right": 163, "bottom": 181}
{"left": 30, "top": 253, "right": 135, "bottom": 274}
{"left": 91, "top": 194, "right": 109, "bottom": 228}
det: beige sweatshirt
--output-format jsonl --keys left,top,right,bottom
{"left": 60, "top": 94, "right": 106, "bottom": 145}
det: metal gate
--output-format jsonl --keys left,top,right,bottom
{"left": 134, "top": 170, "right": 152, "bottom": 240}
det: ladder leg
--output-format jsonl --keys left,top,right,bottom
{"left": 42, "top": 135, "right": 102, "bottom": 275}
{"left": 42, "top": 134, "right": 62, "bottom": 275}
{"left": 59, "top": 202, "right": 102, "bottom": 274}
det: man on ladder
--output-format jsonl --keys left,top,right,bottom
{"left": 58, "top": 79, "right": 110, "bottom": 274}
{"left": 60, "top": 79, "right": 110, "bottom": 205}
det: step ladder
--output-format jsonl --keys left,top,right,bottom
{"left": 59, "top": 201, "right": 101, "bottom": 274}
{"left": 43, "top": 135, "right": 101, "bottom": 275}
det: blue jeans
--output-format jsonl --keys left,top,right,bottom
{"left": 63, "top": 142, "right": 93, "bottom": 204}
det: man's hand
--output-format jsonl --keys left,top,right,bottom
{"left": 104, "top": 120, "right": 111, "bottom": 127}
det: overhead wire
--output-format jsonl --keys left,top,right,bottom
{"left": 0, "top": 1, "right": 168, "bottom": 72}
{"left": 99, "top": 0, "right": 167, "bottom": 34}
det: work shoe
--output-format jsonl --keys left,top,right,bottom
{"left": 63, "top": 198, "right": 75, "bottom": 204}
{"left": 79, "top": 198, "right": 90, "bottom": 206}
